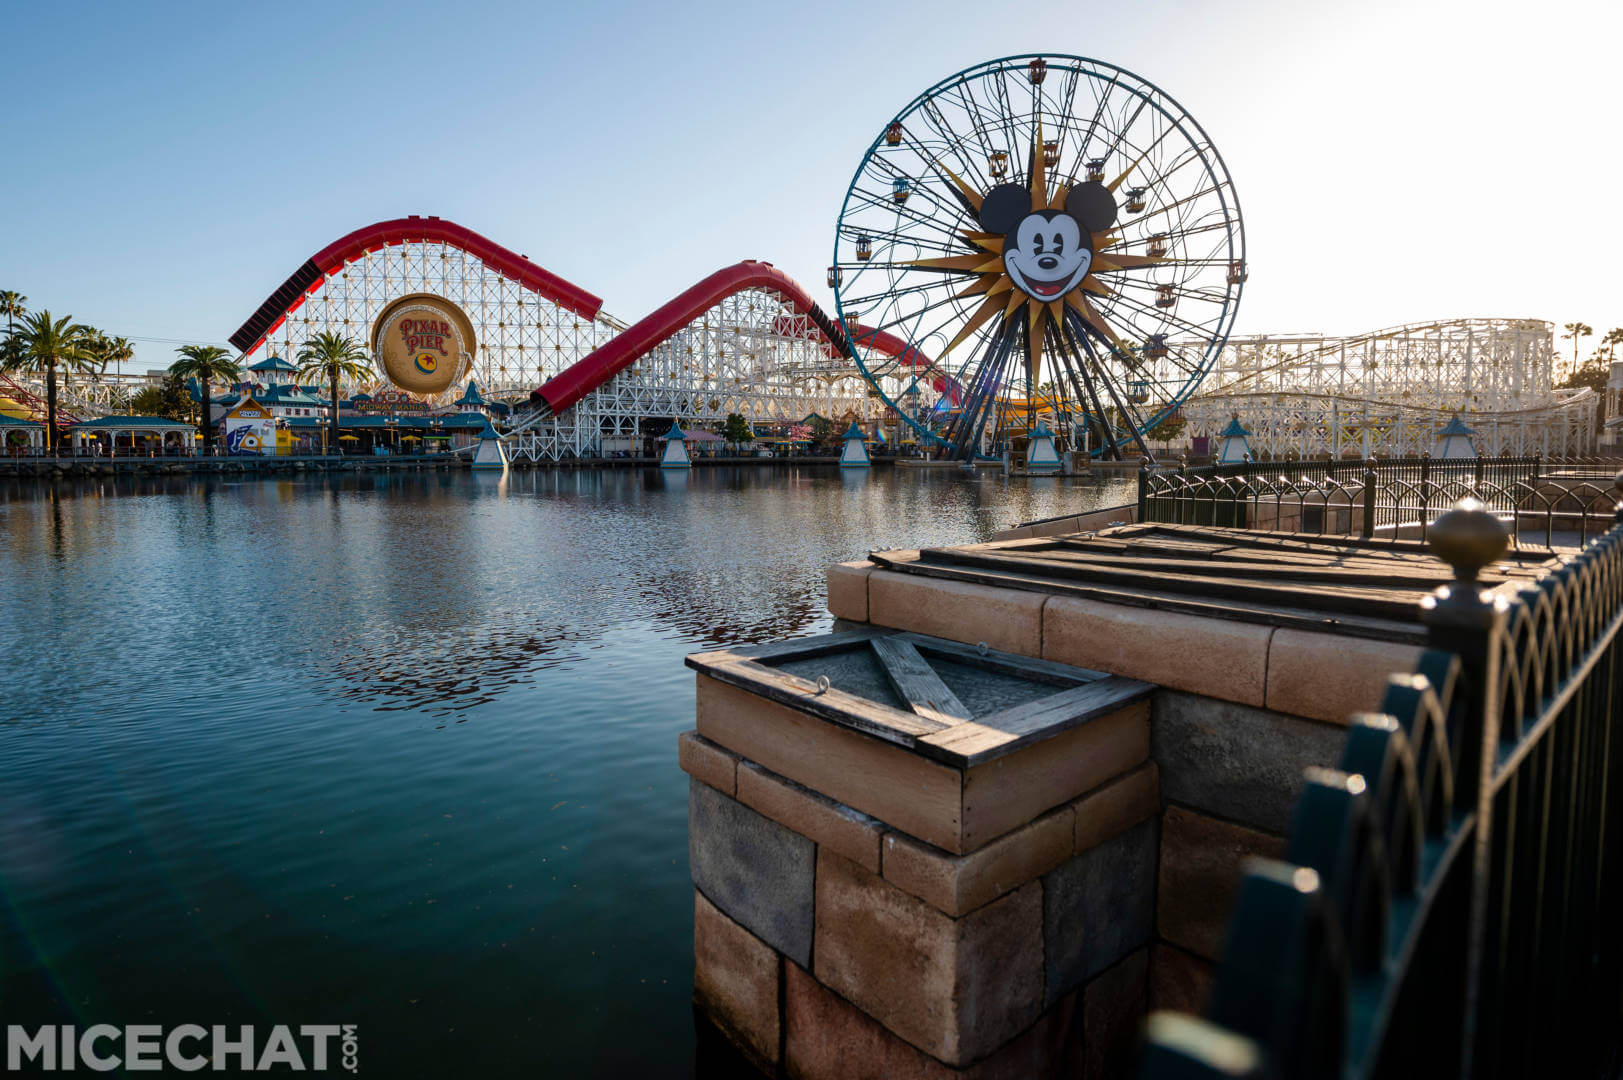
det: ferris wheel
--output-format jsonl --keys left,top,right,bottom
{"left": 831, "top": 54, "right": 1246, "bottom": 460}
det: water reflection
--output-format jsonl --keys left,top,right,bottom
{"left": 0, "top": 464, "right": 1137, "bottom": 1076}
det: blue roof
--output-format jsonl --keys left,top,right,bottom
{"left": 1219, "top": 417, "right": 1252, "bottom": 438}
{"left": 71, "top": 415, "right": 196, "bottom": 430}
{"left": 842, "top": 421, "right": 866, "bottom": 439}
{"left": 1028, "top": 420, "right": 1055, "bottom": 439}
{"left": 0, "top": 414, "right": 43, "bottom": 428}
{"left": 248, "top": 356, "right": 297, "bottom": 373}
{"left": 1437, "top": 416, "right": 1477, "bottom": 437}
{"left": 477, "top": 420, "right": 501, "bottom": 440}
{"left": 456, "top": 381, "right": 486, "bottom": 406}
{"left": 662, "top": 421, "right": 686, "bottom": 440}
{"left": 283, "top": 414, "right": 487, "bottom": 430}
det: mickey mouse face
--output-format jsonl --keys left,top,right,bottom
{"left": 979, "top": 181, "right": 1118, "bottom": 303}
{"left": 1006, "top": 212, "right": 1089, "bottom": 300}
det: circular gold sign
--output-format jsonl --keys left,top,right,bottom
{"left": 371, "top": 293, "right": 476, "bottom": 397}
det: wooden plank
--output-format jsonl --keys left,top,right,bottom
{"left": 915, "top": 547, "right": 1425, "bottom": 619}
{"left": 870, "top": 636, "right": 974, "bottom": 726}
{"left": 917, "top": 676, "right": 1154, "bottom": 764}
{"left": 695, "top": 674, "right": 968, "bottom": 852}
{"left": 685, "top": 656, "right": 948, "bottom": 744}
{"left": 897, "top": 634, "right": 1103, "bottom": 685}
{"left": 870, "top": 558, "right": 1427, "bottom": 645}
{"left": 988, "top": 549, "right": 1455, "bottom": 588}
{"left": 721, "top": 627, "right": 892, "bottom": 662}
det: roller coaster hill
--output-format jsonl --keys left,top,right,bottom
{"left": 223, "top": 216, "right": 956, "bottom": 463}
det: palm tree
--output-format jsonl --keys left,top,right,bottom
{"left": 3, "top": 311, "right": 96, "bottom": 452}
{"left": 0, "top": 292, "right": 27, "bottom": 370}
{"left": 296, "top": 333, "right": 372, "bottom": 454}
{"left": 0, "top": 291, "right": 26, "bottom": 339}
{"left": 169, "top": 345, "right": 241, "bottom": 455}
{"left": 90, "top": 333, "right": 134, "bottom": 377}
{"left": 1562, "top": 322, "right": 1594, "bottom": 375}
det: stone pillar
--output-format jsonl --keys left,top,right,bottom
{"left": 681, "top": 655, "right": 1160, "bottom": 1078}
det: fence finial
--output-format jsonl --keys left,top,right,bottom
{"left": 1429, "top": 497, "right": 1509, "bottom": 589}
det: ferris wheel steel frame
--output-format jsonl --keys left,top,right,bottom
{"left": 831, "top": 53, "right": 1246, "bottom": 460}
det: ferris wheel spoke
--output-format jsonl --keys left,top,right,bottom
{"left": 835, "top": 54, "right": 1240, "bottom": 459}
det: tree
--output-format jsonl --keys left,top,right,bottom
{"left": 295, "top": 333, "right": 372, "bottom": 454}
{"left": 1147, "top": 411, "right": 1187, "bottom": 446}
{"left": 0, "top": 291, "right": 26, "bottom": 339}
{"left": 169, "top": 345, "right": 241, "bottom": 455}
{"left": 722, "top": 412, "right": 754, "bottom": 451}
{"left": 86, "top": 332, "right": 134, "bottom": 377}
{"left": 809, "top": 415, "right": 834, "bottom": 451}
{"left": 3, "top": 311, "right": 95, "bottom": 452}
{"left": 129, "top": 373, "right": 194, "bottom": 422}
{"left": 1599, "top": 327, "right": 1623, "bottom": 365}
{"left": 1562, "top": 322, "right": 1594, "bottom": 374}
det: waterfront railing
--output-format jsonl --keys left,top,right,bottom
{"left": 1139, "top": 456, "right": 1623, "bottom": 550}
{"left": 1139, "top": 487, "right": 1623, "bottom": 1079}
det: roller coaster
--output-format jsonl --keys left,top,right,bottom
{"left": 214, "top": 216, "right": 941, "bottom": 462}
{"left": 1179, "top": 318, "right": 1599, "bottom": 458}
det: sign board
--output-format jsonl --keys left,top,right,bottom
{"left": 370, "top": 293, "right": 477, "bottom": 397}
{"left": 224, "top": 397, "right": 276, "bottom": 456}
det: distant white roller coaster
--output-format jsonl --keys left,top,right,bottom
{"left": 1179, "top": 318, "right": 1598, "bottom": 458}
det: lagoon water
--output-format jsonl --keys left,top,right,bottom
{"left": 0, "top": 466, "right": 1134, "bottom": 1076}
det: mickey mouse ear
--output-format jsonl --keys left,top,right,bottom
{"left": 1065, "top": 182, "right": 1117, "bottom": 233}
{"left": 979, "top": 184, "right": 1032, "bottom": 234}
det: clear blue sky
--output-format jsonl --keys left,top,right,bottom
{"left": 3, "top": 0, "right": 1618, "bottom": 373}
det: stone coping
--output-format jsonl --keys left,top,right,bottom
{"left": 685, "top": 628, "right": 1152, "bottom": 769}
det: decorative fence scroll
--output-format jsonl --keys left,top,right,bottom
{"left": 1139, "top": 485, "right": 1623, "bottom": 1079}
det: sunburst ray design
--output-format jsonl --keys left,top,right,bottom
{"left": 902, "top": 120, "right": 1168, "bottom": 396}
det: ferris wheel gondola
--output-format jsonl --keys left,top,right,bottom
{"left": 831, "top": 54, "right": 1245, "bottom": 459}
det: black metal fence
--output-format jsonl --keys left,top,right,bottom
{"left": 1139, "top": 495, "right": 1623, "bottom": 1079}
{"left": 1139, "top": 457, "right": 1623, "bottom": 550}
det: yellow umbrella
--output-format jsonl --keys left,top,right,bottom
{"left": 338, "top": 435, "right": 360, "bottom": 442}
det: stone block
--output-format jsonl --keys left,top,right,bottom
{"left": 813, "top": 849, "right": 1043, "bottom": 1066}
{"left": 1266, "top": 629, "right": 1424, "bottom": 724}
{"left": 738, "top": 760, "right": 885, "bottom": 873}
{"left": 693, "top": 889, "right": 780, "bottom": 1072}
{"left": 1072, "top": 761, "right": 1160, "bottom": 855}
{"left": 868, "top": 571, "right": 1045, "bottom": 656}
{"left": 783, "top": 963, "right": 1084, "bottom": 1080}
{"left": 1042, "top": 817, "right": 1158, "bottom": 1007}
{"left": 1147, "top": 942, "right": 1215, "bottom": 1015}
{"left": 882, "top": 804, "right": 1073, "bottom": 918}
{"left": 677, "top": 730, "right": 738, "bottom": 797}
{"left": 696, "top": 673, "right": 966, "bottom": 852}
{"left": 828, "top": 560, "right": 875, "bottom": 623}
{"left": 1150, "top": 692, "right": 1345, "bottom": 834}
{"left": 961, "top": 701, "right": 1149, "bottom": 851}
{"left": 1043, "top": 595, "right": 1273, "bottom": 707}
{"left": 689, "top": 778, "right": 816, "bottom": 967}
{"left": 1082, "top": 948, "right": 1148, "bottom": 1080}
{"left": 1157, "top": 805, "right": 1285, "bottom": 961}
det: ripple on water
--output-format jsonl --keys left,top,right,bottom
{"left": 0, "top": 465, "right": 1135, "bottom": 1075}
